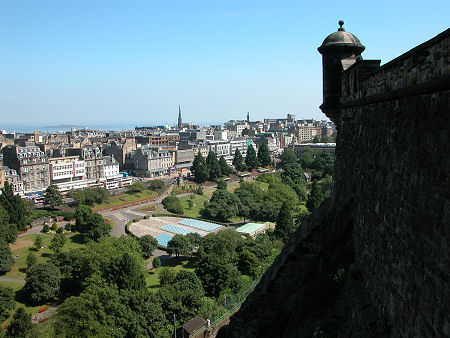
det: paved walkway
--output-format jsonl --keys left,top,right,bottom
{"left": 0, "top": 276, "right": 25, "bottom": 284}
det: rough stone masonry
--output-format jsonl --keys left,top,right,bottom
{"left": 218, "top": 25, "right": 449, "bottom": 337}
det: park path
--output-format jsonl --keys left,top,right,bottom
{"left": 0, "top": 276, "right": 25, "bottom": 284}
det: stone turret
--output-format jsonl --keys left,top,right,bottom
{"left": 318, "top": 20, "right": 365, "bottom": 125}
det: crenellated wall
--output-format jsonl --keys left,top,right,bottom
{"left": 219, "top": 29, "right": 449, "bottom": 337}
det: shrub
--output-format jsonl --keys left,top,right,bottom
{"left": 133, "top": 218, "right": 139, "bottom": 223}
{"left": 56, "top": 227, "right": 64, "bottom": 234}
{"left": 152, "top": 256, "right": 161, "bottom": 269}
{"left": 196, "top": 187, "right": 203, "bottom": 195}
{"left": 51, "top": 222, "right": 58, "bottom": 232}
{"left": 162, "top": 196, "right": 184, "bottom": 214}
{"left": 65, "top": 223, "right": 72, "bottom": 232}
{"left": 42, "top": 224, "right": 50, "bottom": 233}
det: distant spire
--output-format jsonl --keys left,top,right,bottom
{"left": 247, "top": 112, "right": 250, "bottom": 123}
{"left": 178, "top": 105, "right": 182, "bottom": 129}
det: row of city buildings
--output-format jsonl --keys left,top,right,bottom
{"left": 0, "top": 113, "right": 335, "bottom": 196}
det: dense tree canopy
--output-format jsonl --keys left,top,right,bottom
{"left": 6, "top": 308, "right": 32, "bottom": 337}
{"left": 138, "top": 235, "right": 158, "bottom": 259}
{"left": 191, "top": 151, "right": 209, "bottom": 183}
{"left": 306, "top": 181, "right": 325, "bottom": 212}
{"left": 0, "top": 205, "right": 17, "bottom": 244}
{"left": 245, "top": 144, "right": 258, "bottom": 169}
{"left": 206, "top": 151, "right": 222, "bottom": 180}
{"left": 219, "top": 156, "right": 232, "bottom": 175}
{"left": 0, "top": 241, "right": 14, "bottom": 273}
{"left": 162, "top": 196, "right": 184, "bottom": 214}
{"left": 0, "top": 181, "right": 26, "bottom": 229}
{"left": 280, "top": 148, "right": 298, "bottom": 166}
{"left": 25, "top": 262, "right": 61, "bottom": 303}
{"left": 103, "top": 252, "right": 146, "bottom": 290}
{"left": 44, "top": 184, "right": 63, "bottom": 209}
{"left": 167, "top": 234, "right": 192, "bottom": 257}
{"left": 68, "top": 187, "right": 109, "bottom": 206}
{"left": 232, "top": 148, "right": 246, "bottom": 171}
{"left": 275, "top": 202, "right": 294, "bottom": 240}
{"left": 238, "top": 249, "right": 260, "bottom": 278}
{"left": 74, "top": 205, "right": 111, "bottom": 242}
{"left": 257, "top": 142, "right": 271, "bottom": 167}
{"left": 202, "top": 189, "right": 240, "bottom": 221}
{"left": 0, "top": 286, "right": 15, "bottom": 322}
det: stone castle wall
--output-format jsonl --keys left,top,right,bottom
{"left": 219, "top": 29, "right": 449, "bottom": 337}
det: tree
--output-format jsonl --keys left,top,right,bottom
{"left": 274, "top": 202, "right": 293, "bottom": 240}
{"left": 44, "top": 185, "right": 62, "bottom": 209}
{"left": 167, "top": 234, "right": 191, "bottom": 257}
{"left": 191, "top": 151, "right": 209, "bottom": 183}
{"left": 42, "top": 224, "right": 50, "bottom": 233}
{"left": 6, "top": 308, "right": 32, "bottom": 337}
{"left": 232, "top": 148, "right": 246, "bottom": 171}
{"left": 50, "top": 233, "right": 66, "bottom": 254}
{"left": 104, "top": 252, "right": 146, "bottom": 290}
{"left": 299, "top": 147, "right": 314, "bottom": 169}
{"left": 238, "top": 249, "right": 260, "bottom": 278}
{"left": 138, "top": 235, "right": 158, "bottom": 259}
{"left": 145, "top": 179, "right": 165, "bottom": 191}
{"left": 0, "top": 181, "right": 26, "bottom": 229}
{"left": 257, "top": 142, "right": 271, "bottom": 167}
{"left": 25, "top": 262, "right": 60, "bottom": 303}
{"left": 74, "top": 205, "right": 110, "bottom": 242}
{"left": 0, "top": 205, "right": 17, "bottom": 244}
{"left": 26, "top": 251, "right": 37, "bottom": 270}
{"left": 161, "top": 196, "right": 184, "bottom": 214}
{"left": 186, "top": 232, "right": 202, "bottom": 248}
{"left": 306, "top": 181, "right": 325, "bottom": 212}
{"left": 216, "top": 179, "right": 227, "bottom": 190}
{"left": 245, "top": 144, "right": 258, "bottom": 169}
{"left": 219, "top": 156, "right": 232, "bottom": 175}
{"left": 194, "top": 254, "right": 240, "bottom": 297}
{"left": 206, "top": 151, "right": 222, "bottom": 180}
{"left": 34, "top": 235, "right": 43, "bottom": 250}
{"left": 280, "top": 148, "right": 297, "bottom": 167}
{"left": 128, "top": 182, "right": 145, "bottom": 193}
{"left": 159, "top": 267, "right": 176, "bottom": 286}
{"left": 201, "top": 189, "right": 240, "bottom": 222}
{"left": 312, "top": 135, "right": 320, "bottom": 143}
{"left": 152, "top": 256, "right": 161, "bottom": 269}
{"left": 0, "top": 241, "right": 14, "bottom": 273}
{"left": 0, "top": 286, "right": 15, "bottom": 322}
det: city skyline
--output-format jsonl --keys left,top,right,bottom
{"left": 0, "top": 0, "right": 448, "bottom": 126}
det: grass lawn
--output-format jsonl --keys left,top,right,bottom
{"left": 145, "top": 256, "right": 196, "bottom": 291}
{"left": 93, "top": 190, "right": 158, "bottom": 209}
{"left": 5, "top": 232, "right": 85, "bottom": 280}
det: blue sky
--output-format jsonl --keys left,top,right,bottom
{"left": 0, "top": 0, "right": 448, "bottom": 127}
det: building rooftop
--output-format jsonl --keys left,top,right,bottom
{"left": 236, "top": 222, "right": 265, "bottom": 234}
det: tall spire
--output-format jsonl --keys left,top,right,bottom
{"left": 247, "top": 112, "right": 250, "bottom": 123}
{"left": 178, "top": 105, "right": 182, "bottom": 129}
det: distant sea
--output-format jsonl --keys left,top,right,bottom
{"left": 0, "top": 123, "right": 148, "bottom": 133}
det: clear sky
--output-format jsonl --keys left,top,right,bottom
{"left": 0, "top": 0, "right": 448, "bottom": 127}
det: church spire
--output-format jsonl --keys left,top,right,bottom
{"left": 178, "top": 105, "right": 182, "bottom": 129}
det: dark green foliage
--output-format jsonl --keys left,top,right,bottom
{"left": 0, "top": 205, "right": 17, "bottom": 244}
{"left": 138, "top": 235, "right": 158, "bottom": 259}
{"left": 196, "top": 186, "right": 203, "bottom": 195}
{"left": 280, "top": 148, "right": 298, "bottom": 166}
{"left": 275, "top": 202, "right": 294, "bottom": 240}
{"left": 25, "top": 262, "right": 60, "bottom": 303}
{"left": 56, "top": 226, "right": 64, "bottom": 234}
{"left": 198, "top": 230, "right": 243, "bottom": 264}
{"left": 104, "top": 252, "right": 146, "bottom": 290}
{"left": 26, "top": 251, "right": 37, "bottom": 270}
{"left": 68, "top": 187, "right": 109, "bottom": 206}
{"left": 34, "top": 235, "right": 42, "bottom": 250}
{"left": 306, "top": 181, "right": 325, "bottom": 212}
{"left": 159, "top": 267, "right": 177, "bottom": 286}
{"left": 0, "top": 181, "right": 26, "bottom": 229}
{"left": 240, "top": 233, "right": 272, "bottom": 261}
{"left": 50, "top": 233, "right": 66, "bottom": 254}
{"left": 42, "top": 224, "right": 50, "bottom": 233}
{"left": 232, "top": 148, "right": 246, "bottom": 171}
{"left": 44, "top": 184, "right": 63, "bottom": 209}
{"left": 152, "top": 256, "right": 161, "bottom": 269}
{"left": 245, "top": 144, "right": 258, "bottom": 169}
{"left": 127, "top": 182, "right": 145, "bottom": 193}
{"left": 167, "top": 234, "right": 191, "bottom": 257}
{"left": 206, "top": 151, "right": 222, "bottom": 180}
{"left": 257, "top": 142, "right": 271, "bottom": 167}
{"left": 0, "top": 241, "right": 14, "bottom": 273}
{"left": 145, "top": 179, "right": 165, "bottom": 191}
{"left": 219, "top": 156, "right": 232, "bottom": 175}
{"left": 202, "top": 189, "right": 240, "bottom": 221}
{"left": 238, "top": 249, "right": 260, "bottom": 278}
{"left": 281, "top": 162, "right": 307, "bottom": 201}
{"left": 186, "top": 232, "right": 202, "bottom": 248}
{"left": 6, "top": 308, "right": 32, "bottom": 337}
{"left": 191, "top": 151, "right": 209, "bottom": 183}
{"left": 194, "top": 254, "right": 240, "bottom": 297}
{"left": 216, "top": 179, "right": 227, "bottom": 190}
{"left": 0, "top": 286, "right": 15, "bottom": 322}
{"left": 74, "top": 205, "right": 110, "bottom": 242}
{"left": 65, "top": 222, "right": 72, "bottom": 231}
{"left": 161, "top": 196, "right": 184, "bottom": 214}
